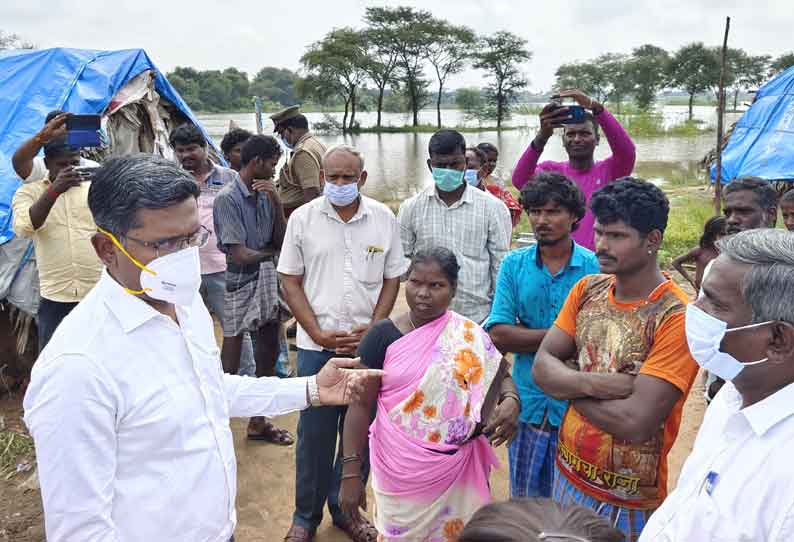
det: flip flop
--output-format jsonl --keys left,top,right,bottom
{"left": 247, "top": 417, "right": 295, "bottom": 445}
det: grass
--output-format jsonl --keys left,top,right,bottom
{"left": 618, "top": 113, "right": 713, "bottom": 138}
{"left": 0, "top": 430, "right": 35, "bottom": 479}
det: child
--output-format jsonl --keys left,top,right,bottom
{"left": 672, "top": 215, "right": 726, "bottom": 292}
{"left": 781, "top": 189, "right": 794, "bottom": 231}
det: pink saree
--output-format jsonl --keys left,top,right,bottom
{"left": 369, "top": 311, "right": 502, "bottom": 541}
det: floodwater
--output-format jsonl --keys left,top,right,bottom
{"left": 197, "top": 106, "right": 743, "bottom": 203}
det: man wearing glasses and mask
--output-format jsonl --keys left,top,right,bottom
{"left": 23, "top": 154, "right": 384, "bottom": 542}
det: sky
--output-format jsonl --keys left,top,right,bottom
{"left": 3, "top": 0, "right": 792, "bottom": 92}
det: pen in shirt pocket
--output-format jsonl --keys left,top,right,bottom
{"left": 703, "top": 471, "right": 719, "bottom": 496}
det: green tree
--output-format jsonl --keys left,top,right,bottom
{"left": 770, "top": 52, "right": 794, "bottom": 76}
{"left": 667, "top": 42, "right": 721, "bottom": 120}
{"left": 423, "top": 21, "right": 476, "bottom": 128}
{"left": 359, "top": 26, "right": 401, "bottom": 128}
{"left": 250, "top": 67, "right": 299, "bottom": 107}
{"left": 554, "top": 61, "right": 610, "bottom": 102}
{"left": 630, "top": 44, "right": 670, "bottom": 110}
{"left": 301, "top": 27, "right": 368, "bottom": 132}
{"left": 598, "top": 53, "right": 634, "bottom": 113}
{"left": 364, "top": 6, "right": 434, "bottom": 126}
{"left": 474, "top": 31, "right": 531, "bottom": 128}
{"left": 724, "top": 50, "right": 770, "bottom": 110}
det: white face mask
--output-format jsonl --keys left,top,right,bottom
{"left": 138, "top": 246, "right": 202, "bottom": 306}
{"left": 685, "top": 303, "right": 772, "bottom": 381}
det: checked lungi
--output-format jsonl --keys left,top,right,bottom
{"left": 552, "top": 464, "right": 653, "bottom": 542}
{"left": 223, "top": 260, "right": 280, "bottom": 337}
{"left": 508, "top": 422, "right": 558, "bottom": 498}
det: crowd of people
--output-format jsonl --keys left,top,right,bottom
{"left": 10, "top": 89, "right": 794, "bottom": 542}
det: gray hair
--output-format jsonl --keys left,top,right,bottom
{"left": 718, "top": 229, "right": 794, "bottom": 324}
{"left": 322, "top": 144, "right": 365, "bottom": 171}
{"left": 88, "top": 154, "right": 200, "bottom": 236}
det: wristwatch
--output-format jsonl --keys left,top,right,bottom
{"left": 307, "top": 375, "right": 321, "bottom": 407}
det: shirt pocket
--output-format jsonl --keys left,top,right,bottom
{"left": 459, "top": 217, "right": 488, "bottom": 259}
{"left": 354, "top": 242, "right": 386, "bottom": 285}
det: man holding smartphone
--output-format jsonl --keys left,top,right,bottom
{"left": 511, "top": 89, "right": 636, "bottom": 250}
{"left": 12, "top": 110, "right": 100, "bottom": 183}
{"left": 11, "top": 139, "right": 103, "bottom": 351}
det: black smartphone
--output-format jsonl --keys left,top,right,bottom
{"left": 74, "top": 165, "right": 99, "bottom": 179}
{"left": 548, "top": 104, "right": 587, "bottom": 125}
{"left": 66, "top": 114, "right": 101, "bottom": 147}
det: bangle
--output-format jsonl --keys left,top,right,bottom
{"left": 342, "top": 454, "right": 362, "bottom": 464}
{"left": 46, "top": 185, "right": 60, "bottom": 200}
{"left": 341, "top": 472, "right": 361, "bottom": 481}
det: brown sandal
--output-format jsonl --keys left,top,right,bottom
{"left": 247, "top": 417, "right": 294, "bottom": 445}
{"left": 284, "top": 524, "right": 315, "bottom": 542}
{"left": 334, "top": 516, "right": 379, "bottom": 542}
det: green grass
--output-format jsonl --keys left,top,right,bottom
{"left": 659, "top": 192, "right": 716, "bottom": 267}
{"left": 0, "top": 430, "right": 34, "bottom": 479}
{"left": 618, "top": 113, "right": 713, "bottom": 138}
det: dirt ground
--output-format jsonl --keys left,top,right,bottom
{"left": 0, "top": 284, "right": 707, "bottom": 542}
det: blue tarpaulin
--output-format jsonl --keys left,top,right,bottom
{"left": 0, "top": 47, "right": 221, "bottom": 245}
{"left": 712, "top": 66, "right": 794, "bottom": 183}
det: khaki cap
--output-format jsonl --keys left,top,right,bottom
{"left": 270, "top": 105, "right": 301, "bottom": 131}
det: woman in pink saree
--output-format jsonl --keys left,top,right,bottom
{"left": 340, "top": 248, "right": 521, "bottom": 542}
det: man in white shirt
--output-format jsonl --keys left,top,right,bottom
{"left": 640, "top": 229, "right": 794, "bottom": 542}
{"left": 23, "top": 153, "right": 382, "bottom": 542}
{"left": 12, "top": 110, "right": 100, "bottom": 183}
{"left": 398, "top": 129, "right": 511, "bottom": 324}
{"left": 278, "top": 145, "right": 407, "bottom": 542}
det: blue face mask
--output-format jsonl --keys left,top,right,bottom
{"left": 464, "top": 169, "right": 480, "bottom": 186}
{"left": 432, "top": 167, "right": 465, "bottom": 192}
{"left": 324, "top": 181, "right": 359, "bottom": 207}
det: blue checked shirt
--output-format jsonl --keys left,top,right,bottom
{"left": 484, "top": 242, "right": 599, "bottom": 426}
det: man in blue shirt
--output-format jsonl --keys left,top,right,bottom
{"left": 485, "top": 171, "right": 599, "bottom": 498}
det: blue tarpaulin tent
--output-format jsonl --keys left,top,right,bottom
{"left": 0, "top": 47, "right": 221, "bottom": 245}
{"left": 711, "top": 66, "right": 794, "bottom": 183}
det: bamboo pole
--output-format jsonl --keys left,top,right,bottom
{"left": 715, "top": 16, "right": 731, "bottom": 215}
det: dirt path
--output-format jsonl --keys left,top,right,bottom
{"left": 0, "top": 284, "right": 707, "bottom": 542}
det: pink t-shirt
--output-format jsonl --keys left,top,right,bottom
{"left": 511, "top": 109, "right": 636, "bottom": 250}
{"left": 198, "top": 164, "right": 239, "bottom": 275}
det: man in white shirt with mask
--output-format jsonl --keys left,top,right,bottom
{"left": 640, "top": 229, "right": 794, "bottom": 542}
{"left": 23, "top": 153, "right": 383, "bottom": 542}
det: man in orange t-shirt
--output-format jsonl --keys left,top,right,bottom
{"left": 532, "top": 177, "right": 699, "bottom": 542}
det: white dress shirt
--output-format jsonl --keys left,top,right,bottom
{"left": 277, "top": 195, "right": 408, "bottom": 351}
{"left": 398, "top": 184, "right": 511, "bottom": 323}
{"left": 24, "top": 270, "right": 311, "bottom": 542}
{"left": 640, "top": 381, "right": 794, "bottom": 542}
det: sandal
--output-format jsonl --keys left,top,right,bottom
{"left": 247, "top": 416, "right": 295, "bottom": 445}
{"left": 334, "top": 516, "right": 379, "bottom": 542}
{"left": 284, "top": 524, "right": 315, "bottom": 542}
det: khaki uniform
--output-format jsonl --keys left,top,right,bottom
{"left": 277, "top": 132, "right": 326, "bottom": 213}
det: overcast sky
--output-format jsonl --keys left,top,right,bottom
{"left": 3, "top": 0, "right": 792, "bottom": 92}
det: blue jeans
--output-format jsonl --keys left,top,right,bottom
{"left": 37, "top": 297, "right": 77, "bottom": 352}
{"left": 200, "top": 272, "right": 255, "bottom": 377}
{"left": 293, "top": 348, "right": 369, "bottom": 530}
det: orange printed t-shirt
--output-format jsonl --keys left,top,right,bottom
{"left": 553, "top": 274, "right": 698, "bottom": 509}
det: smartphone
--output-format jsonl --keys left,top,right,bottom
{"left": 74, "top": 165, "right": 99, "bottom": 179}
{"left": 66, "top": 114, "right": 102, "bottom": 148}
{"left": 548, "top": 103, "right": 587, "bottom": 125}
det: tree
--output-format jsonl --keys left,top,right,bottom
{"left": 724, "top": 50, "right": 770, "bottom": 110}
{"left": 770, "top": 52, "right": 794, "bottom": 76}
{"left": 364, "top": 6, "right": 435, "bottom": 127}
{"left": 474, "top": 31, "right": 532, "bottom": 128}
{"left": 250, "top": 67, "right": 299, "bottom": 107}
{"left": 598, "top": 53, "right": 634, "bottom": 113}
{"left": 0, "top": 29, "right": 34, "bottom": 50}
{"left": 423, "top": 21, "right": 476, "bottom": 128}
{"left": 667, "top": 42, "right": 721, "bottom": 120}
{"left": 630, "top": 44, "right": 670, "bottom": 111}
{"left": 554, "top": 61, "right": 610, "bottom": 102}
{"left": 359, "top": 27, "right": 401, "bottom": 128}
{"left": 301, "top": 27, "right": 368, "bottom": 132}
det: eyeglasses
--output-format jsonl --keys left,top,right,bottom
{"left": 124, "top": 225, "right": 210, "bottom": 258}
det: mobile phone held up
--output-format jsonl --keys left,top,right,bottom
{"left": 66, "top": 114, "right": 101, "bottom": 148}
{"left": 74, "top": 166, "right": 100, "bottom": 179}
{"left": 548, "top": 99, "right": 587, "bottom": 125}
